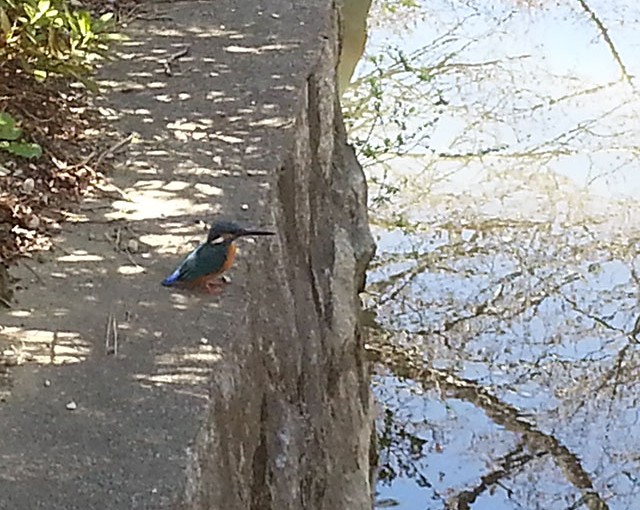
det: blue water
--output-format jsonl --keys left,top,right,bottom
{"left": 351, "top": 2, "right": 640, "bottom": 508}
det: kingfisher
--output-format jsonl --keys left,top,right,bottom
{"left": 161, "top": 221, "right": 274, "bottom": 294}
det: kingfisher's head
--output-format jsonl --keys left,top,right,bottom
{"left": 206, "top": 221, "right": 275, "bottom": 244}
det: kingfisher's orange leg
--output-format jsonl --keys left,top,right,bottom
{"left": 204, "top": 279, "right": 225, "bottom": 295}
{"left": 197, "top": 271, "right": 228, "bottom": 295}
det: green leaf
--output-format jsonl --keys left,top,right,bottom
{"left": 76, "top": 10, "right": 89, "bottom": 36}
{"left": 38, "top": 0, "right": 51, "bottom": 15}
{"left": 0, "top": 112, "right": 22, "bottom": 141}
{"left": 29, "top": 0, "right": 50, "bottom": 23}
{"left": 23, "top": 3, "right": 36, "bottom": 21}
{"left": 5, "top": 141, "right": 42, "bottom": 158}
{"left": 0, "top": 7, "right": 11, "bottom": 34}
{"left": 33, "top": 68, "right": 47, "bottom": 80}
{"left": 0, "top": 0, "right": 119, "bottom": 84}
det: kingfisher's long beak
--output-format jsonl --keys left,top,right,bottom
{"left": 236, "top": 229, "right": 275, "bottom": 238}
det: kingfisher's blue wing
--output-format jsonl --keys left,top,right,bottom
{"left": 162, "top": 243, "right": 228, "bottom": 286}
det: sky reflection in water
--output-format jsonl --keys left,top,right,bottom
{"left": 358, "top": 2, "right": 640, "bottom": 509}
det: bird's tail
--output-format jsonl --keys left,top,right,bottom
{"left": 161, "top": 269, "right": 181, "bottom": 286}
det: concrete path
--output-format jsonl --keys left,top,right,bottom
{"left": 0, "top": 1, "right": 337, "bottom": 508}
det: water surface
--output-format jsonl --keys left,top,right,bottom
{"left": 350, "top": 2, "right": 640, "bottom": 509}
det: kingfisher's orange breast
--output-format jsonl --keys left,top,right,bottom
{"left": 188, "top": 242, "right": 237, "bottom": 288}
{"left": 220, "top": 242, "right": 237, "bottom": 273}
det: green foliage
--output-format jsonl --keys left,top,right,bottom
{"left": 379, "top": 0, "right": 419, "bottom": 15}
{"left": 343, "top": 47, "right": 439, "bottom": 208}
{"left": 0, "top": 0, "right": 118, "bottom": 87}
{"left": 0, "top": 112, "right": 21, "bottom": 140}
{"left": 344, "top": 48, "right": 438, "bottom": 163}
{"left": 0, "top": 112, "right": 42, "bottom": 158}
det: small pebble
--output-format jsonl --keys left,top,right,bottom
{"left": 241, "top": 204, "right": 249, "bottom": 210}
{"left": 127, "top": 239, "right": 139, "bottom": 253}
{"left": 44, "top": 379, "right": 51, "bottom": 387}
{"left": 271, "top": 12, "right": 280, "bottom": 18}
{"left": 200, "top": 337, "right": 209, "bottom": 345}
{"left": 22, "top": 178, "right": 35, "bottom": 194}
{"left": 66, "top": 401, "right": 77, "bottom": 411}
{"left": 25, "top": 215, "right": 39, "bottom": 230}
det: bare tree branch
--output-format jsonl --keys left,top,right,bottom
{"left": 445, "top": 444, "right": 540, "bottom": 510}
{"left": 575, "top": 0, "right": 632, "bottom": 83}
{"left": 368, "top": 341, "right": 611, "bottom": 510}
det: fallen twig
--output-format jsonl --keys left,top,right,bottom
{"left": 92, "top": 181, "right": 133, "bottom": 201}
{"left": 118, "top": 3, "right": 148, "bottom": 24}
{"left": 78, "top": 204, "right": 113, "bottom": 212}
{"left": 162, "top": 46, "right": 190, "bottom": 76}
{"left": 94, "top": 133, "right": 134, "bottom": 168}
{"left": 66, "top": 133, "right": 133, "bottom": 172}
{"left": 21, "top": 260, "right": 45, "bottom": 286}
{"left": 124, "top": 250, "right": 142, "bottom": 269}
{"left": 135, "top": 13, "right": 173, "bottom": 21}
{"left": 49, "top": 240, "right": 72, "bottom": 256}
{"left": 105, "top": 311, "right": 118, "bottom": 355}
{"left": 112, "top": 313, "right": 118, "bottom": 356}
{"left": 50, "top": 330, "right": 58, "bottom": 363}
{"left": 74, "top": 217, "right": 125, "bottom": 225}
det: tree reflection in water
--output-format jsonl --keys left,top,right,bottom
{"left": 345, "top": 2, "right": 640, "bottom": 509}
{"left": 366, "top": 174, "right": 639, "bottom": 509}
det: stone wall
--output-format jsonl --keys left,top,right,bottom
{"left": 182, "top": 3, "right": 375, "bottom": 509}
{"left": 0, "top": 1, "right": 374, "bottom": 508}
